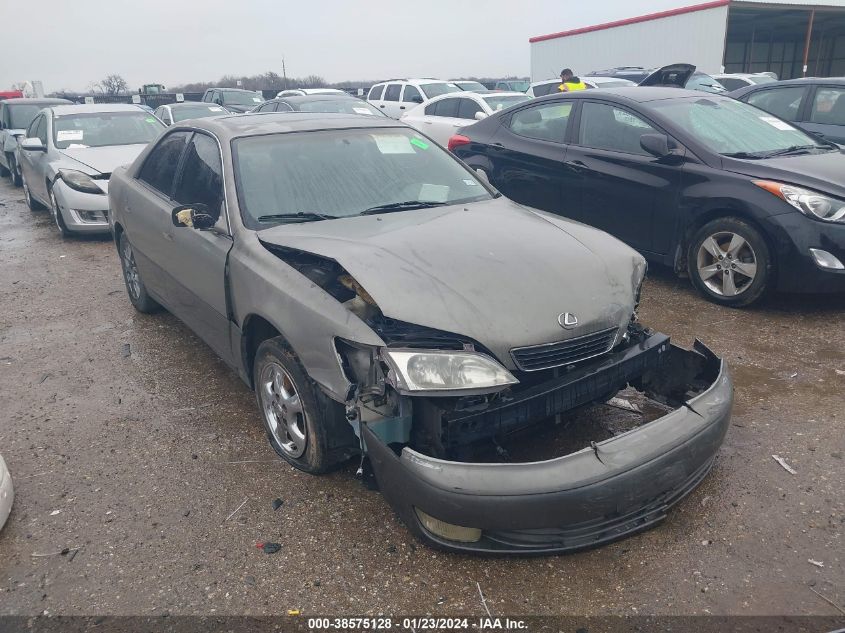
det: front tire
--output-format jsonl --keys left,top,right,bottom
{"left": 118, "top": 233, "right": 160, "bottom": 313}
{"left": 49, "top": 187, "right": 71, "bottom": 238}
{"left": 254, "top": 337, "right": 355, "bottom": 474}
{"left": 22, "top": 172, "right": 45, "bottom": 211}
{"left": 688, "top": 217, "right": 772, "bottom": 307}
{"left": 9, "top": 154, "right": 21, "bottom": 187}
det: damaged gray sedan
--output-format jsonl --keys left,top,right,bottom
{"left": 108, "top": 112, "right": 733, "bottom": 554}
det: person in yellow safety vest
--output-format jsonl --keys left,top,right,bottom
{"left": 558, "top": 68, "right": 587, "bottom": 92}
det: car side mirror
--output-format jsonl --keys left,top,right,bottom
{"left": 474, "top": 111, "right": 488, "bottom": 121}
{"left": 639, "top": 133, "right": 671, "bottom": 157}
{"left": 172, "top": 203, "right": 215, "bottom": 230}
{"left": 21, "top": 137, "right": 45, "bottom": 152}
{"left": 411, "top": 96, "right": 423, "bottom": 104}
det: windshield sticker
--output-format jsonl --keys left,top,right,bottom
{"left": 145, "top": 117, "right": 158, "bottom": 123}
{"left": 66, "top": 143, "right": 89, "bottom": 149}
{"left": 463, "top": 179, "right": 479, "bottom": 186}
{"left": 372, "top": 134, "right": 415, "bottom": 154}
{"left": 353, "top": 107, "right": 374, "bottom": 115}
{"left": 56, "top": 129, "right": 84, "bottom": 142}
{"left": 760, "top": 116, "right": 795, "bottom": 131}
{"left": 419, "top": 183, "right": 449, "bottom": 203}
{"left": 252, "top": 97, "right": 262, "bottom": 102}
{"left": 209, "top": 106, "right": 224, "bottom": 112}
{"left": 410, "top": 138, "right": 429, "bottom": 150}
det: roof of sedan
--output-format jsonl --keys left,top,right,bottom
{"left": 1, "top": 97, "right": 72, "bottom": 106}
{"left": 274, "top": 95, "right": 361, "bottom": 103}
{"left": 186, "top": 112, "right": 404, "bottom": 139}
{"left": 536, "top": 87, "right": 719, "bottom": 103}
{"left": 50, "top": 103, "right": 151, "bottom": 115}
{"left": 167, "top": 101, "right": 224, "bottom": 108}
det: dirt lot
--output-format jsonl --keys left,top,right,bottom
{"left": 0, "top": 176, "right": 843, "bottom": 617}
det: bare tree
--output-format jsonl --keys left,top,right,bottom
{"left": 98, "top": 74, "right": 129, "bottom": 95}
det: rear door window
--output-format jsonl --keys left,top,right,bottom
{"left": 745, "top": 86, "right": 806, "bottom": 122}
{"left": 138, "top": 131, "right": 190, "bottom": 197}
{"left": 433, "top": 98, "right": 460, "bottom": 118}
{"left": 809, "top": 87, "right": 845, "bottom": 125}
{"left": 384, "top": 84, "right": 402, "bottom": 102}
{"left": 457, "top": 98, "right": 483, "bottom": 120}
{"left": 508, "top": 102, "right": 572, "bottom": 143}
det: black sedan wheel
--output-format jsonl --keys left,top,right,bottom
{"left": 688, "top": 217, "right": 772, "bottom": 307}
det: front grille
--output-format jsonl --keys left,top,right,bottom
{"left": 510, "top": 327, "right": 618, "bottom": 371}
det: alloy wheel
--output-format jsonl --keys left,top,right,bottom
{"left": 259, "top": 362, "right": 307, "bottom": 458}
{"left": 49, "top": 190, "right": 62, "bottom": 233}
{"left": 696, "top": 231, "right": 758, "bottom": 297}
{"left": 121, "top": 239, "right": 142, "bottom": 301}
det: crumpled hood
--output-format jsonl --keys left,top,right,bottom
{"left": 59, "top": 144, "right": 147, "bottom": 175}
{"left": 259, "top": 197, "right": 645, "bottom": 365}
{"left": 722, "top": 150, "right": 845, "bottom": 199}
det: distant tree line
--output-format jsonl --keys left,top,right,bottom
{"left": 48, "top": 71, "right": 531, "bottom": 98}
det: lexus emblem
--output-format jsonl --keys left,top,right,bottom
{"left": 558, "top": 312, "right": 578, "bottom": 329}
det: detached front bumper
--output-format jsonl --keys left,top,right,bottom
{"left": 52, "top": 180, "right": 110, "bottom": 234}
{"left": 365, "top": 337, "right": 732, "bottom": 554}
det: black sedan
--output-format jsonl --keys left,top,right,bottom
{"left": 729, "top": 77, "right": 845, "bottom": 144}
{"left": 251, "top": 94, "right": 384, "bottom": 117}
{"left": 449, "top": 88, "right": 845, "bottom": 307}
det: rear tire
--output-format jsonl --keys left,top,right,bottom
{"left": 687, "top": 216, "right": 772, "bottom": 308}
{"left": 118, "top": 233, "right": 160, "bottom": 313}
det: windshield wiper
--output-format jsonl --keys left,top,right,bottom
{"left": 760, "top": 144, "right": 821, "bottom": 158}
{"left": 721, "top": 151, "right": 765, "bottom": 160}
{"left": 256, "top": 211, "right": 341, "bottom": 223}
{"left": 360, "top": 201, "right": 447, "bottom": 215}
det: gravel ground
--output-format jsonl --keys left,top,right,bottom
{"left": 0, "top": 176, "right": 843, "bottom": 617}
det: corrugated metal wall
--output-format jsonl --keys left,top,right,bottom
{"left": 529, "top": 5, "right": 730, "bottom": 82}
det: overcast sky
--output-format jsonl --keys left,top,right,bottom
{"left": 4, "top": 0, "right": 688, "bottom": 92}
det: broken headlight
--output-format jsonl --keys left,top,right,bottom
{"left": 383, "top": 349, "right": 517, "bottom": 393}
{"left": 58, "top": 170, "right": 104, "bottom": 195}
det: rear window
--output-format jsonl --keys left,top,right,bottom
{"left": 482, "top": 95, "right": 531, "bottom": 111}
{"left": 419, "top": 83, "right": 461, "bottom": 99}
{"left": 297, "top": 99, "right": 382, "bottom": 116}
{"left": 170, "top": 104, "right": 228, "bottom": 122}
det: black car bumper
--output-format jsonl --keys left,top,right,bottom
{"left": 365, "top": 337, "right": 732, "bottom": 554}
{"left": 767, "top": 212, "right": 845, "bottom": 293}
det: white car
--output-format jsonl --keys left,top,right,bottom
{"left": 367, "top": 79, "right": 462, "bottom": 119}
{"left": 276, "top": 88, "right": 348, "bottom": 98}
{"left": 0, "top": 454, "right": 12, "bottom": 530}
{"left": 400, "top": 91, "right": 530, "bottom": 147}
{"left": 711, "top": 73, "right": 777, "bottom": 92}
{"left": 527, "top": 76, "right": 636, "bottom": 97}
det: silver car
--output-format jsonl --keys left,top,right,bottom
{"left": 17, "top": 104, "right": 165, "bottom": 236}
{"left": 153, "top": 101, "right": 231, "bottom": 126}
{"left": 0, "top": 97, "right": 71, "bottom": 185}
{"left": 108, "top": 112, "right": 732, "bottom": 554}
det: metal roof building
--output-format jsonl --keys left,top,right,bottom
{"left": 529, "top": 0, "right": 845, "bottom": 81}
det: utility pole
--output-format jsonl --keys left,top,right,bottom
{"left": 282, "top": 57, "right": 288, "bottom": 90}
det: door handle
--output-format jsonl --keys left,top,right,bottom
{"left": 399, "top": 106, "right": 406, "bottom": 110}
{"left": 379, "top": 105, "right": 385, "bottom": 108}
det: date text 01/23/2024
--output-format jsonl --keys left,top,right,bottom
{"left": 307, "top": 617, "right": 528, "bottom": 630}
